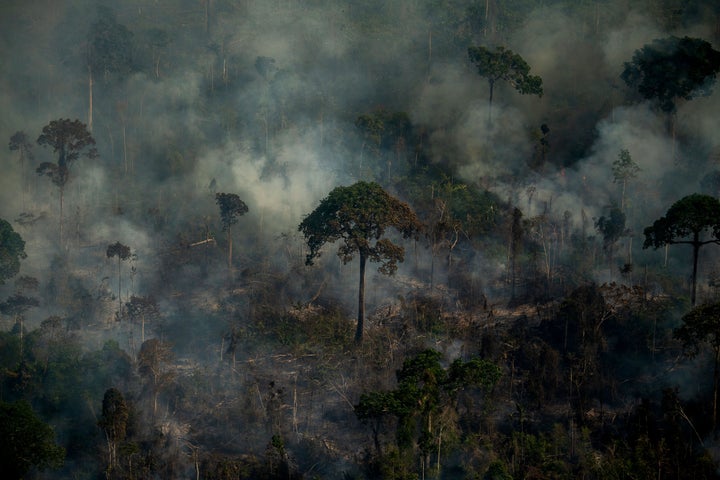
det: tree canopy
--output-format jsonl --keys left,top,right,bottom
{"left": 467, "top": 45, "right": 543, "bottom": 124}
{"left": 299, "top": 181, "right": 421, "bottom": 342}
{"left": 644, "top": 193, "right": 720, "bottom": 304}
{"left": 621, "top": 36, "right": 720, "bottom": 113}
{"left": 36, "top": 118, "right": 97, "bottom": 189}
{"left": 0, "top": 219, "right": 27, "bottom": 284}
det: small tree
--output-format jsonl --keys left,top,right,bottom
{"left": 595, "top": 207, "right": 626, "bottom": 279}
{"left": 36, "top": 119, "right": 97, "bottom": 245}
{"left": 0, "top": 219, "right": 27, "bottom": 285}
{"left": 107, "top": 242, "right": 132, "bottom": 318}
{"left": 299, "top": 181, "right": 421, "bottom": 343}
{"left": 643, "top": 193, "right": 720, "bottom": 305}
{"left": 467, "top": 45, "right": 543, "bottom": 125}
{"left": 137, "top": 338, "right": 174, "bottom": 416}
{"left": 9, "top": 131, "right": 34, "bottom": 209}
{"left": 612, "top": 149, "right": 640, "bottom": 212}
{"left": 674, "top": 302, "right": 720, "bottom": 431}
{"left": 126, "top": 295, "right": 160, "bottom": 343}
{"left": 215, "top": 193, "right": 248, "bottom": 272}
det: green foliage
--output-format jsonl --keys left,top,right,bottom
{"left": 0, "top": 219, "right": 27, "bottom": 284}
{"left": 643, "top": 193, "right": 720, "bottom": 248}
{"left": 595, "top": 207, "right": 626, "bottom": 248}
{"left": 0, "top": 399, "right": 65, "bottom": 478}
{"left": 215, "top": 192, "right": 249, "bottom": 231}
{"left": 106, "top": 241, "right": 131, "bottom": 261}
{"left": 468, "top": 45, "right": 544, "bottom": 96}
{"left": 612, "top": 149, "right": 639, "bottom": 185}
{"left": 299, "top": 181, "right": 421, "bottom": 272}
{"left": 675, "top": 302, "right": 720, "bottom": 356}
{"left": 621, "top": 36, "right": 720, "bottom": 113}
{"left": 36, "top": 118, "right": 97, "bottom": 189}
{"left": 88, "top": 6, "right": 134, "bottom": 79}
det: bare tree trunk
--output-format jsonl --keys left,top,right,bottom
{"left": 88, "top": 66, "right": 93, "bottom": 132}
{"left": 356, "top": 253, "right": 367, "bottom": 344}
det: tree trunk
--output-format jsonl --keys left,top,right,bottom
{"left": 356, "top": 252, "right": 367, "bottom": 344}
{"left": 488, "top": 80, "right": 495, "bottom": 126}
{"left": 59, "top": 187, "right": 64, "bottom": 246}
{"left": 88, "top": 66, "right": 93, "bottom": 132}
{"left": 691, "top": 235, "right": 700, "bottom": 306}
{"left": 118, "top": 256, "right": 122, "bottom": 319}
{"left": 228, "top": 228, "right": 233, "bottom": 272}
{"left": 714, "top": 347, "right": 719, "bottom": 432}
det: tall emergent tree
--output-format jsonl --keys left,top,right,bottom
{"left": 99, "top": 387, "right": 129, "bottom": 471}
{"left": 0, "top": 219, "right": 27, "bottom": 285}
{"left": 9, "top": 131, "right": 34, "bottom": 209}
{"left": 643, "top": 193, "right": 720, "bottom": 305}
{"left": 621, "top": 36, "right": 720, "bottom": 114}
{"left": 674, "top": 302, "right": 720, "bottom": 432}
{"left": 299, "top": 181, "right": 421, "bottom": 343}
{"left": 36, "top": 119, "right": 97, "bottom": 245}
{"left": 215, "top": 192, "right": 249, "bottom": 272}
{"left": 107, "top": 242, "right": 132, "bottom": 319}
{"left": 467, "top": 45, "right": 543, "bottom": 125}
{"left": 612, "top": 149, "right": 640, "bottom": 212}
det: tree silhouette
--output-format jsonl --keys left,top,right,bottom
{"left": 299, "top": 181, "right": 421, "bottom": 343}
{"left": 99, "top": 387, "right": 129, "bottom": 470}
{"left": 467, "top": 45, "right": 543, "bottom": 125}
{"left": 107, "top": 242, "right": 132, "bottom": 319}
{"left": 215, "top": 192, "right": 248, "bottom": 273}
{"left": 621, "top": 36, "right": 720, "bottom": 114}
{"left": 9, "top": 131, "right": 34, "bottom": 210}
{"left": 643, "top": 193, "right": 720, "bottom": 305}
{"left": 0, "top": 219, "right": 27, "bottom": 285}
{"left": 36, "top": 119, "right": 97, "bottom": 245}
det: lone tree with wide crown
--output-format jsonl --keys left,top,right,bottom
{"left": 643, "top": 193, "right": 720, "bottom": 305}
{"left": 299, "top": 181, "right": 421, "bottom": 344}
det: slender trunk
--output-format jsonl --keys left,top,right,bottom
{"left": 488, "top": 80, "right": 494, "bottom": 126}
{"left": 88, "top": 66, "right": 93, "bottom": 132}
{"left": 714, "top": 348, "right": 719, "bottom": 432}
{"left": 118, "top": 257, "right": 122, "bottom": 319}
{"left": 227, "top": 229, "right": 233, "bottom": 271}
{"left": 356, "top": 252, "right": 367, "bottom": 344}
{"left": 59, "top": 187, "right": 64, "bottom": 246}
{"left": 691, "top": 235, "right": 699, "bottom": 306}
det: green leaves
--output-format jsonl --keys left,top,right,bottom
{"left": 643, "top": 194, "right": 720, "bottom": 249}
{"left": 467, "top": 45, "right": 543, "bottom": 97}
{"left": 298, "top": 181, "right": 421, "bottom": 270}
{"left": 622, "top": 36, "right": 720, "bottom": 113}
{"left": 215, "top": 192, "right": 249, "bottom": 231}
{"left": 0, "top": 219, "right": 26, "bottom": 284}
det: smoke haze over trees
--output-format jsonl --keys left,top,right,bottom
{"left": 2, "top": 0, "right": 720, "bottom": 478}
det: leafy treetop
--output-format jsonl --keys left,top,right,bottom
{"left": 215, "top": 192, "right": 249, "bottom": 231}
{"left": 36, "top": 119, "right": 97, "bottom": 188}
{"left": 299, "top": 181, "right": 421, "bottom": 274}
{"left": 0, "top": 219, "right": 27, "bottom": 284}
{"left": 643, "top": 193, "right": 720, "bottom": 249}
{"left": 621, "top": 36, "right": 720, "bottom": 113}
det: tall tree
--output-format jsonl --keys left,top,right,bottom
{"left": 595, "top": 207, "right": 626, "bottom": 280}
{"left": 9, "top": 131, "right": 34, "bottom": 210}
{"left": 0, "top": 219, "right": 27, "bottom": 285}
{"left": 36, "top": 119, "right": 97, "bottom": 245}
{"left": 126, "top": 295, "right": 160, "bottom": 343}
{"left": 612, "top": 149, "right": 640, "bottom": 212}
{"left": 621, "top": 36, "right": 720, "bottom": 114}
{"left": 137, "top": 338, "right": 174, "bottom": 416}
{"left": 215, "top": 193, "right": 249, "bottom": 273}
{"left": 674, "top": 302, "right": 720, "bottom": 431}
{"left": 621, "top": 36, "right": 720, "bottom": 158}
{"left": 643, "top": 193, "right": 720, "bottom": 305}
{"left": 467, "top": 45, "right": 543, "bottom": 125}
{"left": 99, "top": 387, "right": 129, "bottom": 471}
{"left": 106, "top": 242, "right": 132, "bottom": 319}
{"left": 299, "top": 181, "right": 421, "bottom": 343}
{"left": 87, "top": 6, "right": 134, "bottom": 132}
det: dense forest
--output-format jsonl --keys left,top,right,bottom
{"left": 2, "top": 1, "right": 720, "bottom": 478}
